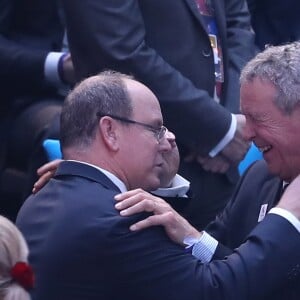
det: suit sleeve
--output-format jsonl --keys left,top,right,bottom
{"left": 109, "top": 213, "right": 300, "bottom": 300}
{"left": 245, "top": 0, "right": 256, "bottom": 15}
{"left": 62, "top": 0, "right": 233, "bottom": 154}
{"left": 204, "top": 184, "right": 244, "bottom": 246}
{"left": 0, "top": 0, "right": 48, "bottom": 92}
{"left": 223, "top": 0, "right": 256, "bottom": 112}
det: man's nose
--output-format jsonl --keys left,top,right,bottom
{"left": 159, "top": 133, "right": 174, "bottom": 152}
{"left": 166, "top": 131, "right": 176, "bottom": 148}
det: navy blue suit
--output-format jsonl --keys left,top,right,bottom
{"left": 207, "top": 160, "right": 300, "bottom": 299}
{"left": 17, "top": 161, "right": 300, "bottom": 300}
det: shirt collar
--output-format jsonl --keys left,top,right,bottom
{"left": 66, "top": 160, "right": 127, "bottom": 193}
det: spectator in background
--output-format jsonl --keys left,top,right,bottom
{"left": 247, "top": 0, "right": 300, "bottom": 49}
{"left": 62, "top": 0, "right": 255, "bottom": 229}
{"left": 0, "top": 215, "right": 33, "bottom": 300}
{"left": 0, "top": 0, "right": 75, "bottom": 219}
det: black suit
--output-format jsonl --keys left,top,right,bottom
{"left": 207, "top": 160, "right": 300, "bottom": 299}
{"left": 247, "top": 0, "right": 300, "bottom": 50}
{"left": 16, "top": 161, "right": 300, "bottom": 300}
{"left": 0, "top": 0, "right": 65, "bottom": 218}
{"left": 0, "top": 0, "right": 65, "bottom": 110}
{"left": 62, "top": 0, "right": 256, "bottom": 229}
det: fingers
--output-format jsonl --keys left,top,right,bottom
{"left": 32, "top": 170, "right": 55, "bottom": 193}
{"left": 115, "top": 191, "right": 170, "bottom": 216}
{"left": 115, "top": 189, "right": 155, "bottom": 209}
{"left": 118, "top": 199, "right": 157, "bottom": 216}
{"left": 62, "top": 53, "right": 76, "bottom": 84}
{"left": 221, "top": 133, "right": 250, "bottom": 164}
{"left": 33, "top": 159, "right": 62, "bottom": 193}
{"left": 115, "top": 188, "right": 151, "bottom": 201}
{"left": 196, "top": 155, "right": 230, "bottom": 173}
{"left": 184, "top": 151, "right": 230, "bottom": 173}
{"left": 235, "top": 113, "right": 246, "bottom": 127}
{"left": 115, "top": 189, "right": 200, "bottom": 246}
{"left": 37, "top": 159, "right": 62, "bottom": 176}
{"left": 129, "top": 212, "right": 174, "bottom": 231}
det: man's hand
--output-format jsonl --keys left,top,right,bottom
{"left": 185, "top": 151, "right": 230, "bottom": 174}
{"left": 184, "top": 114, "right": 249, "bottom": 173}
{"left": 277, "top": 175, "right": 300, "bottom": 220}
{"left": 115, "top": 189, "right": 201, "bottom": 246}
{"left": 221, "top": 114, "right": 250, "bottom": 164}
{"left": 62, "top": 53, "right": 76, "bottom": 85}
{"left": 32, "top": 159, "right": 62, "bottom": 193}
{"left": 196, "top": 154, "right": 230, "bottom": 173}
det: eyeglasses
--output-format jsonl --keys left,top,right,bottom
{"left": 96, "top": 112, "right": 168, "bottom": 142}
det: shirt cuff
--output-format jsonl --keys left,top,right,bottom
{"left": 209, "top": 114, "right": 237, "bottom": 157}
{"left": 269, "top": 207, "right": 300, "bottom": 233}
{"left": 184, "top": 231, "right": 218, "bottom": 263}
{"left": 44, "top": 52, "right": 65, "bottom": 86}
{"left": 151, "top": 174, "right": 190, "bottom": 198}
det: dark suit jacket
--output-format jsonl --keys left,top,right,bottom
{"left": 207, "top": 160, "right": 300, "bottom": 299}
{"left": 62, "top": 0, "right": 256, "bottom": 229}
{"left": 0, "top": 0, "right": 64, "bottom": 110}
{"left": 0, "top": 0, "right": 65, "bottom": 209}
{"left": 16, "top": 161, "right": 300, "bottom": 300}
{"left": 247, "top": 0, "right": 300, "bottom": 50}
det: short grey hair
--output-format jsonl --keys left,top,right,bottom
{"left": 240, "top": 42, "right": 300, "bottom": 114}
{"left": 60, "top": 70, "right": 134, "bottom": 149}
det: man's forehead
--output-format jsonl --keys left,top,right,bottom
{"left": 124, "top": 78, "right": 149, "bottom": 94}
{"left": 126, "top": 79, "right": 162, "bottom": 119}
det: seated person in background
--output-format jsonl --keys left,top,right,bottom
{"left": 16, "top": 71, "right": 300, "bottom": 300}
{"left": 0, "top": 0, "right": 75, "bottom": 219}
{"left": 0, "top": 215, "right": 34, "bottom": 300}
{"left": 114, "top": 42, "right": 300, "bottom": 300}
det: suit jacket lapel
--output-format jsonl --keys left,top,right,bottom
{"left": 273, "top": 179, "right": 285, "bottom": 206}
{"left": 260, "top": 176, "right": 282, "bottom": 214}
{"left": 184, "top": 0, "right": 226, "bottom": 41}
{"left": 183, "top": 0, "right": 209, "bottom": 32}
{"left": 211, "top": 0, "right": 226, "bottom": 45}
{"left": 54, "top": 161, "right": 121, "bottom": 193}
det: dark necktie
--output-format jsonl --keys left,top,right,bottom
{"left": 282, "top": 182, "right": 290, "bottom": 195}
{"left": 276, "top": 182, "right": 290, "bottom": 205}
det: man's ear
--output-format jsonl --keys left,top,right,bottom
{"left": 98, "top": 117, "right": 119, "bottom": 151}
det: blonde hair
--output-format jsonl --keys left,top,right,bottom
{"left": 0, "top": 216, "right": 31, "bottom": 300}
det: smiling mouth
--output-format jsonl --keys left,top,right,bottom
{"left": 258, "top": 145, "right": 272, "bottom": 154}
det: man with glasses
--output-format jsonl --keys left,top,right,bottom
{"left": 16, "top": 71, "right": 300, "bottom": 300}
{"left": 96, "top": 113, "right": 168, "bottom": 142}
